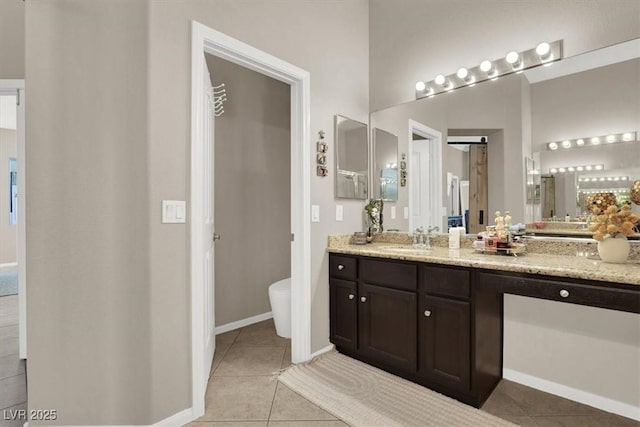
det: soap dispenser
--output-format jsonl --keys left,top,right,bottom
{"left": 565, "top": 213, "right": 570, "bottom": 222}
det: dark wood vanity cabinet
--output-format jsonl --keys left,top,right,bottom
{"left": 329, "top": 254, "right": 498, "bottom": 407}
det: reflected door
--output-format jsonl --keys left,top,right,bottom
{"left": 412, "top": 139, "right": 431, "bottom": 230}
{"left": 468, "top": 145, "right": 488, "bottom": 234}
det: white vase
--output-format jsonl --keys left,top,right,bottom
{"left": 597, "top": 234, "right": 630, "bottom": 263}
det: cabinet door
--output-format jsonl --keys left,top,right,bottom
{"left": 419, "top": 295, "right": 470, "bottom": 393}
{"left": 329, "top": 278, "right": 358, "bottom": 350}
{"left": 359, "top": 283, "right": 417, "bottom": 371}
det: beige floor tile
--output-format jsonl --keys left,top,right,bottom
{"left": 269, "top": 383, "right": 336, "bottom": 421}
{"left": 234, "top": 320, "right": 289, "bottom": 348}
{"left": 281, "top": 346, "right": 291, "bottom": 369}
{"left": 267, "top": 421, "right": 348, "bottom": 427}
{"left": 533, "top": 414, "right": 640, "bottom": 427}
{"left": 0, "top": 354, "right": 24, "bottom": 380}
{"left": 213, "top": 346, "right": 285, "bottom": 376}
{"left": 187, "top": 422, "right": 267, "bottom": 427}
{"left": 481, "top": 385, "right": 528, "bottom": 417}
{"left": 0, "top": 402, "right": 27, "bottom": 427}
{"left": 216, "top": 329, "right": 241, "bottom": 353}
{"left": 201, "top": 376, "right": 277, "bottom": 421}
{"left": 500, "top": 415, "right": 541, "bottom": 427}
{"left": 0, "top": 374, "right": 26, "bottom": 410}
{"left": 496, "top": 380, "right": 601, "bottom": 416}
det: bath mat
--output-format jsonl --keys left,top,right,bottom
{"left": 278, "top": 350, "right": 516, "bottom": 427}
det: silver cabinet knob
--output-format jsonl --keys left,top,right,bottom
{"left": 348, "top": 294, "right": 355, "bottom": 300}
{"left": 360, "top": 296, "right": 367, "bottom": 303}
{"left": 213, "top": 233, "right": 221, "bottom": 241}
{"left": 560, "top": 289, "right": 569, "bottom": 298}
{"left": 424, "top": 310, "right": 431, "bottom": 317}
{"left": 337, "top": 264, "right": 345, "bottom": 271}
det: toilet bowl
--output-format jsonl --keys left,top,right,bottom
{"left": 268, "top": 277, "right": 291, "bottom": 338}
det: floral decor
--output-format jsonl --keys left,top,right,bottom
{"left": 588, "top": 204, "right": 639, "bottom": 241}
{"left": 364, "top": 198, "right": 384, "bottom": 234}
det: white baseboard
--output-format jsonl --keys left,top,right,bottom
{"left": 503, "top": 368, "right": 640, "bottom": 421}
{"left": 215, "top": 311, "right": 273, "bottom": 335}
{"left": 310, "top": 343, "right": 334, "bottom": 359}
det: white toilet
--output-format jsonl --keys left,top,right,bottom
{"left": 268, "top": 277, "right": 291, "bottom": 338}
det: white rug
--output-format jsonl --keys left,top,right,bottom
{"left": 278, "top": 351, "right": 516, "bottom": 427}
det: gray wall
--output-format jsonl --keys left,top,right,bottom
{"left": 0, "top": 0, "right": 24, "bottom": 79}
{"left": 25, "top": 1, "right": 151, "bottom": 425}
{"left": 0, "top": 128, "right": 17, "bottom": 263}
{"left": 24, "top": 0, "right": 369, "bottom": 423}
{"left": 206, "top": 55, "right": 291, "bottom": 326}
{"left": 369, "top": 0, "right": 640, "bottom": 110}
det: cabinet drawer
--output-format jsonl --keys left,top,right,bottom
{"left": 478, "top": 271, "right": 640, "bottom": 313}
{"left": 420, "top": 265, "right": 470, "bottom": 299}
{"left": 361, "top": 258, "right": 417, "bottom": 291}
{"left": 329, "top": 255, "right": 357, "bottom": 280}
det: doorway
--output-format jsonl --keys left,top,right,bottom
{"left": 190, "top": 22, "right": 311, "bottom": 419}
{"left": 408, "top": 120, "right": 443, "bottom": 233}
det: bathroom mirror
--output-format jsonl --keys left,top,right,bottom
{"left": 335, "top": 115, "right": 369, "bottom": 199}
{"left": 369, "top": 38, "right": 640, "bottom": 234}
{"left": 373, "top": 128, "right": 398, "bottom": 201}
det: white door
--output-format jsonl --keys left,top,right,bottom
{"left": 411, "top": 139, "right": 431, "bottom": 231}
{"left": 202, "top": 61, "right": 216, "bottom": 378}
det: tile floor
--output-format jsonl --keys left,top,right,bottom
{"left": 0, "top": 294, "right": 637, "bottom": 427}
{"left": 191, "top": 319, "right": 639, "bottom": 427}
{"left": 0, "top": 295, "right": 27, "bottom": 427}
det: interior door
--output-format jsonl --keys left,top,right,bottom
{"left": 411, "top": 139, "right": 431, "bottom": 231}
{"left": 468, "top": 145, "right": 488, "bottom": 234}
{"left": 203, "top": 60, "right": 216, "bottom": 378}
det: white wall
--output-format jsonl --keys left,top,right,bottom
{"left": 370, "top": 0, "right": 640, "bottom": 111}
{"left": 0, "top": 0, "right": 24, "bottom": 79}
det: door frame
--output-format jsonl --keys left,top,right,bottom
{"left": 190, "top": 22, "right": 311, "bottom": 417}
{"left": 407, "top": 119, "right": 443, "bottom": 232}
{"left": 0, "top": 79, "right": 26, "bottom": 359}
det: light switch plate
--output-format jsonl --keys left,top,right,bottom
{"left": 162, "top": 200, "right": 186, "bottom": 224}
{"left": 390, "top": 206, "right": 396, "bottom": 219}
{"left": 311, "top": 205, "right": 320, "bottom": 222}
{"left": 404, "top": 207, "right": 409, "bottom": 219}
{"left": 336, "top": 205, "right": 343, "bottom": 221}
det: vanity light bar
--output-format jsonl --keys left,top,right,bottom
{"left": 547, "top": 131, "right": 637, "bottom": 151}
{"left": 579, "top": 189, "right": 630, "bottom": 195}
{"left": 415, "top": 40, "right": 562, "bottom": 99}
{"left": 549, "top": 164, "right": 604, "bottom": 174}
{"left": 578, "top": 176, "right": 628, "bottom": 183}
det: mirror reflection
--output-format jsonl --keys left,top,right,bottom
{"left": 335, "top": 115, "right": 368, "bottom": 199}
{"left": 370, "top": 38, "right": 640, "bottom": 236}
{"left": 373, "top": 128, "right": 398, "bottom": 201}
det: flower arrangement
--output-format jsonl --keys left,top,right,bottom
{"left": 588, "top": 204, "right": 639, "bottom": 241}
{"left": 364, "top": 198, "right": 383, "bottom": 234}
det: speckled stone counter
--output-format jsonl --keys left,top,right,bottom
{"left": 328, "top": 236, "right": 640, "bottom": 286}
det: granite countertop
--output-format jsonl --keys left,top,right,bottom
{"left": 327, "top": 242, "right": 640, "bottom": 286}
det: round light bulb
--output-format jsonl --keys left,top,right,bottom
{"left": 622, "top": 132, "right": 633, "bottom": 141}
{"left": 548, "top": 142, "right": 558, "bottom": 150}
{"left": 614, "top": 177, "right": 620, "bottom": 181}
{"left": 568, "top": 167, "right": 575, "bottom": 172}
{"left": 558, "top": 167, "right": 566, "bottom": 173}
{"left": 550, "top": 168, "right": 558, "bottom": 173}
{"left": 480, "top": 60, "right": 493, "bottom": 73}
{"left": 435, "top": 74, "right": 446, "bottom": 86}
{"left": 456, "top": 67, "right": 468, "bottom": 79}
{"left": 595, "top": 165, "right": 603, "bottom": 170}
{"left": 586, "top": 165, "right": 593, "bottom": 171}
{"left": 561, "top": 140, "right": 571, "bottom": 148}
{"left": 576, "top": 139, "right": 585, "bottom": 146}
{"left": 622, "top": 176, "right": 628, "bottom": 181}
{"left": 415, "top": 81, "right": 426, "bottom": 91}
{"left": 600, "top": 177, "right": 606, "bottom": 181}
{"left": 536, "top": 42, "right": 551, "bottom": 59}
{"left": 591, "top": 178, "right": 597, "bottom": 182}
{"left": 506, "top": 51, "right": 519, "bottom": 64}
{"left": 590, "top": 137, "right": 600, "bottom": 145}
{"left": 576, "top": 166, "right": 584, "bottom": 171}
{"left": 606, "top": 134, "right": 616, "bottom": 143}
{"left": 607, "top": 177, "right": 613, "bottom": 181}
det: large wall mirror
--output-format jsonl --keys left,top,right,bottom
{"left": 335, "top": 115, "right": 369, "bottom": 199}
{"left": 373, "top": 128, "right": 398, "bottom": 201}
{"left": 370, "top": 38, "right": 640, "bottom": 235}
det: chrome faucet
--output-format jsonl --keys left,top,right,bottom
{"left": 413, "top": 226, "right": 439, "bottom": 249}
